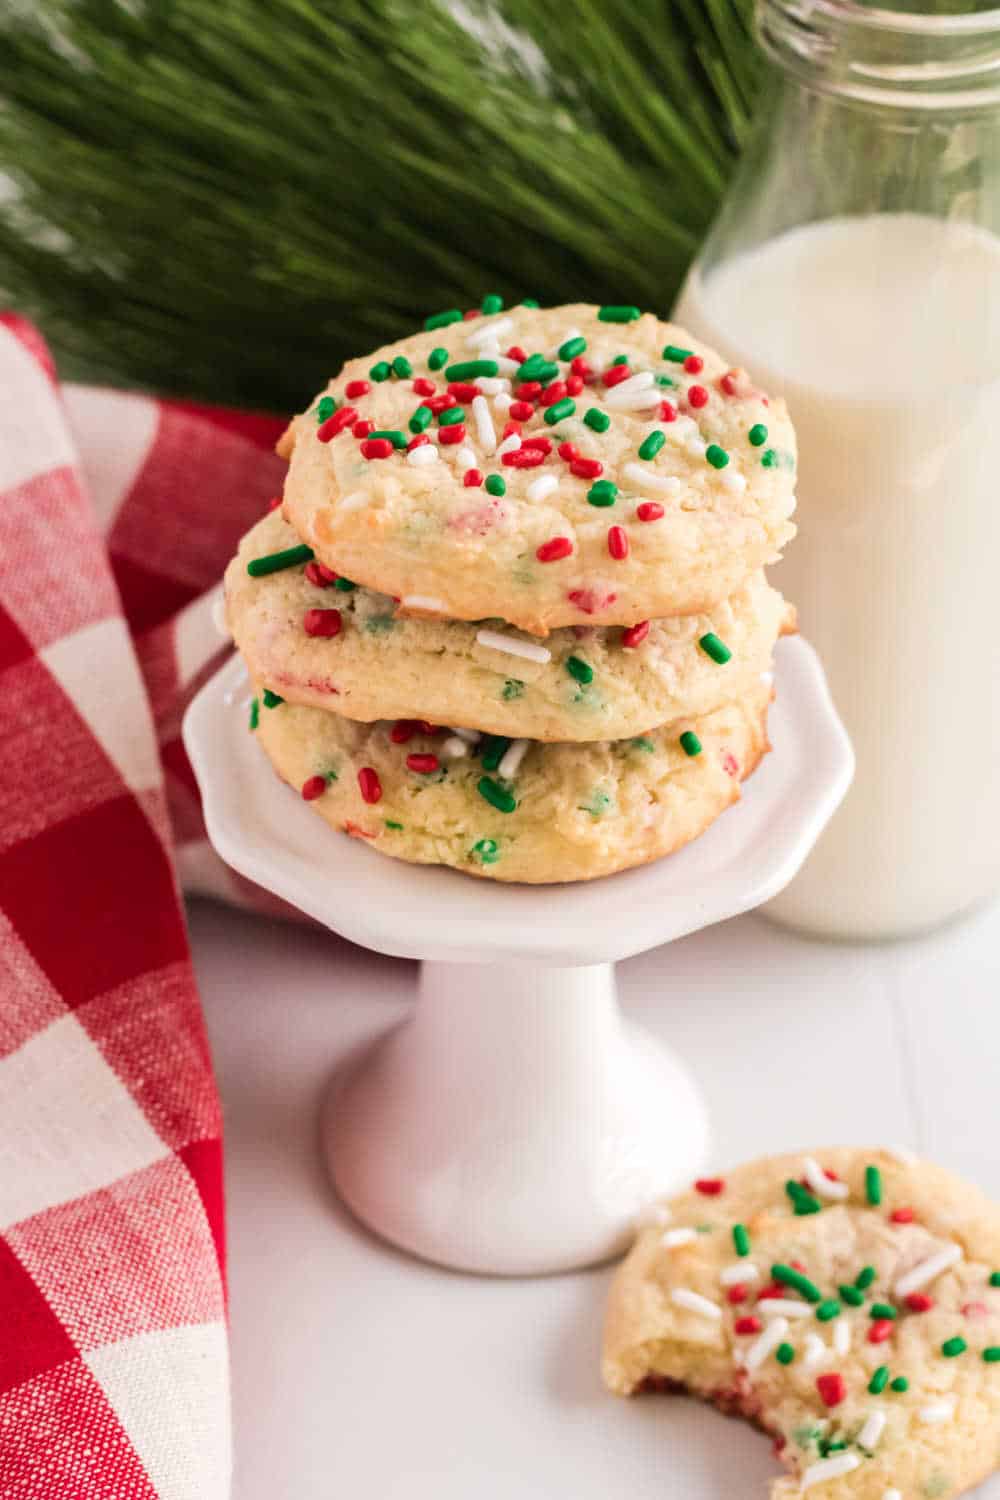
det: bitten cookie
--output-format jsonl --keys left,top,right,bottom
{"left": 604, "top": 1149, "right": 1000, "bottom": 1499}
{"left": 249, "top": 679, "right": 772, "bottom": 884}
{"left": 227, "top": 511, "right": 792, "bottom": 743}
{"left": 279, "top": 302, "right": 796, "bottom": 634}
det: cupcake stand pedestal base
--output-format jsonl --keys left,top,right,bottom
{"left": 184, "top": 637, "right": 852, "bottom": 1275}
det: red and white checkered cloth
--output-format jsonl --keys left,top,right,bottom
{"left": 0, "top": 315, "right": 289, "bottom": 1499}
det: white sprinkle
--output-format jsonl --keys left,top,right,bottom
{"left": 527, "top": 474, "right": 559, "bottom": 503}
{"left": 338, "top": 490, "right": 370, "bottom": 512}
{"left": 639, "top": 1203, "right": 673, "bottom": 1230}
{"left": 497, "top": 738, "right": 530, "bottom": 780}
{"left": 465, "top": 316, "right": 513, "bottom": 347}
{"left": 401, "top": 594, "right": 447, "bottom": 614}
{"left": 475, "top": 628, "right": 551, "bottom": 664}
{"left": 885, "top": 1144, "right": 919, "bottom": 1166}
{"left": 802, "top": 1333, "right": 828, "bottom": 1371}
{"left": 883, "top": 1490, "right": 903, "bottom": 1500}
{"left": 743, "top": 1316, "right": 788, "bottom": 1372}
{"left": 857, "top": 1410, "right": 886, "bottom": 1451}
{"left": 894, "top": 1242, "right": 963, "bottom": 1299}
{"left": 687, "top": 437, "right": 707, "bottom": 459}
{"left": 407, "top": 443, "right": 438, "bottom": 467}
{"left": 760, "top": 671, "right": 774, "bottom": 688}
{"left": 441, "top": 736, "right": 469, "bottom": 760}
{"left": 471, "top": 395, "right": 497, "bottom": 455}
{"left": 475, "top": 376, "right": 506, "bottom": 396}
{"left": 554, "top": 326, "right": 582, "bottom": 355}
{"left": 450, "top": 726, "right": 481, "bottom": 744}
{"left": 454, "top": 445, "right": 478, "bottom": 472}
{"left": 720, "top": 1261, "right": 759, "bottom": 1287}
{"left": 800, "top": 1453, "right": 861, "bottom": 1491}
{"left": 604, "top": 369, "right": 654, "bottom": 395}
{"left": 918, "top": 1398, "right": 955, "bottom": 1425}
{"left": 721, "top": 469, "right": 747, "bottom": 495}
{"left": 603, "top": 374, "right": 660, "bottom": 411}
{"left": 802, "top": 1157, "right": 850, "bottom": 1201}
{"left": 833, "top": 1317, "right": 851, "bottom": 1357}
{"left": 494, "top": 392, "right": 514, "bottom": 414}
{"left": 497, "top": 432, "right": 521, "bottom": 457}
{"left": 661, "top": 1227, "right": 698, "bottom": 1250}
{"left": 623, "top": 462, "right": 682, "bottom": 495}
{"left": 210, "top": 593, "right": 231, "bottom": 640}
{"left": 670, "top": 1288, "right": 722, "bottom": 1321}
{"left": 493, "top": 356, "right": 520, "bottom": 378}
{"left": 761, "top": 1298, "right": 814, "bottom": 1320}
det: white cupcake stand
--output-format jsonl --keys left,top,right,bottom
{"left": 184, "top": 636, "right": 852, "bottom": 1276}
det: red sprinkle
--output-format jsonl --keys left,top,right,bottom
{"left": 536, "top": 537, "right": 573, "bottom": 563}
{"left": 509, "top": 401, "right": 535, "bottom": 421}
{"left": 695, "top": 1178, "right": 725, "bottom": 1196}
{"left": 734, "top": 1316, "right": 762, "bottom": 1336}
{"left": 719, "top": 371, "right": 740, "bottom": 397}
{"left": 721, "top": 751, "right": 740, "bottom": 778}
{"left": 659, "top": 400, "right": 677, "bottom": 422}
{"left": 868, "top": 1319, "right": 895, "bottom": 1345}
{"left": 726, "top": 1285, "right": 749, "bottom": 1305}
{"left": 502, "top": 419, "right": 522, "bottom": 439}
{"left": 570, "top": 355, "right": 593, "bottom": 379}
{"left": 304, "top": 560, "right": 337, "bottom": 587}
{"left": 463, "top": 308, "right": 480, "bottom": 320}
{"left": 566, "top": 373, "right": 584, "bottom": 396}
{"left": 607, "top": 525, "right": 629, "bottom": 560}
{"left": 303, "top": 607, "right": 342, "bottom": 638}
{"left": 522, "top": 435, "right": 553, "bottom": 453}
{"left": 539, "top": 381, "right": 568, "bottom": 407}
{"left": 622, "top": 620, "right": 650, "bottom": 649}
{"left": 687, "top": 384, "right": 709, "bottom": 409}
{"left": 557, "top": 441, "right": 579, "bottom": 462}
{"left": 603, "top": 363, "right": 632, "bottom": 388}
{"left": 345, "top": 378, "right": 370, "bottom": 399}
{"left": 463, "top": 468, "right": 483, "bottom": 487}
{"left": 301, "top": 775, "right": 327, "bottom": 801}
{"left": 507, "top": 345, "right": 527, "bottom": 364}
{"left": 390, "top": 721, "right": 416, "bottom": 744}
{"left": 516, "top": 381, "right": 542, "bottom": 401}
{"left": 439, "top": 424, "right": 466, "bottom": 445}
{"left": 448, "top": 382, "right": 480, "bottom": 401}
{"left": 417, "top": 722, "right": 441, "bottom": 736}
{"left": 358, "top": 767, "right": 382, "bottom": 804}
{"left": 503, "top": 447, "right": 546, "bottom": 468}
{"left": 360, "top": 438, "right": 393, "bottom": 460}
{"left": 406, "top": 433, "right": 430, "bottom": 452}
{"left": 683, "top": 354, "right": 704, "bottom": 374}
{"left": 426, "top": 393, "right": 457, "bottom": 413}
{"left": 891, "top": 1207, "right": 916, "bottom": 1223}
{"left": 568, "top": 587, "right": 615, "bottom": 614}
{"left": 352, "top": 419, "right": 374, "bottom": 438}
{"left": 816, "top": 1374, "right": 846, "bottom": 1408}
{"left": 905, "top": 1293, "right": 934, "bottom": 1314}
{"left": 757, "top": 1283, "right": 785, "bottom": 1303}
{"left": 570, "top": 457, "right": 603, "bottom": 479}
{"left": 412, "top": 377, "right": 436, "bottom": 397}
{"left": 636, "top": 502, "right": 664, "bottom": 522}
{"left": 406, "top": 753, "right": 440, "bottom": 774}
{"left": 318, "top": 407, "right": 357, "bottom": 441}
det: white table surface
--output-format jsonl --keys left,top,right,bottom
{"left": 188, "top": 894, "right": 1000, "bottom": 1500}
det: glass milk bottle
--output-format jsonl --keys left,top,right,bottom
{"left": 676, "top": 0, "right": 1000, "bottom": 940}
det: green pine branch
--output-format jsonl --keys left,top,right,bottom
{"left": 0, "top": 0, "right": 760, "bottom": 409}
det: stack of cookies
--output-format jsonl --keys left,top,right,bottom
{"left": 224, "top": 302, "right": 797, "bottom": 883}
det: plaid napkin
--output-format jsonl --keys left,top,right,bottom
{"left": 0, "top": 315, "right": 288, "bottom": 1498}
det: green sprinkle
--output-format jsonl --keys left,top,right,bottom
{"left": 559, "top": 335, "right": 587, "bottom": 361}
{"left": 481, "top": 736, "right": 511, "bottom": 772}
{"left": 516, "top": 354, "right": 559, "bottom": 383}
{"left": 334, "top": 577, "right": 357, "bottom": 591}
{"left": 705, "top": 443, "right": 729, "bottom": 469}
{"left": 942, "top": 1337, "right": 967, "bottom": 1358}
{"left": 870, "top": 1303, "right": 897, "bottom": 1321}
{"left": 776, "top": 1343, "right": 795, "bottom": 1365}
{"left": 761, "top": 448, "right": 778, "bottom": 468}
{"left": 587, "top": 479, "right": 618, "bottom": 507}
{"left": 485, "top": 474, "right": 506, "bottom": 497}
{"left": 247, "top": 544, "right": 314, "bottom": 577}
{"left": 654, "top": 374, "right": 676, "bottom": 387}
{"left": 663, "top": 344, "right": 692, "bottom": 362}
{"left": 385, "top": 820, "right": 403, "bottom": 830}
{"left": 317, "top": 396, "right": 336, "bottom": 422}
{"left": 579, "top": 788, "right": 611, "bottom": 819}
{"left": 424, "top": 309, "right": 463, "bottom": 331}
{"left": 472, "top": 836, "right": 500, "bottom": 864}
{"left": 409, "top": 405, "right": 433, "bottom": 433}
{"left": 445, "top": 359, "right": 499, "bottom": 382}
{"left": 785, "top": 1179, "right": 822, "bottom": 1215}
{"left": 869, "top": 1366, "right": 890, "bottom": 1395}
{"left": 773, "top": 1265, "right": 822, "bottom": 1303}
{"left": 865, "top": 1165, "right": 882, "bottom": 1205}
{"left": 544, "top": 397, "right": 576, "bottom": 425}
{"left": 584, "top": 407, "right": 610, "bottom": 433}
{"left": 630, "top": 736, "right": 655, "bottom": 753}
{"left": 679, "top": 731, "right": 702, "bottom": 758}
{"left": 989, "top": 1272, "right": 1000, "bottom": 1287}
{"left": 368, "top": 429, "right": 408, "bottom": 447}
{"left": 521, "top": 298, "right": 540, "bottom": 308}
{"left": 638, "top": 430, "right": 666, "bottom": 461}
{"left": 733, "top": 1224, "right": 751, "bottom": 1257}
{"left": 481, "top": 293, "right": 504, "bottom": 314}
{"left": 982, "top": 1347, "right": 1000, "bottom": 1361}
{"left": 612, "top": 354, "right": 630, "bottom": 366}
{"left": 815, "top": 1299, "right": 841, "bottom": 1321}
{"left": 891, "top": 1376, "right": 909, "bottom": 1391}
{"left": 428, "top": 347, "right": 448, "bottom": 371}
{"left": 598, "top": 305, "right": 640, "bottom": 323}
{"left": 438, "top": 406, "right": 465, "bottom": 426}
{"left": 366, "top": 614, "right": 395, "bottom": 635}
{"left": 567, "top": 656, "right": 594, "bottom": 686}
{"left": 369, "top": 360, "right": 391, "bottom": 382}
{"left": 748, "top": 423, "right": 768, "bottom": 447}
{"left": 855, "top": 1266, "right": 877, "bottom": 1290}
{"left": 249, "top": 697, "right": 259, "bottom": 731}
{"left": 839, "top": 1285, "right": 865, "bottom": 1307}
{"left": 501, "top": 679, "right": 524, "bottom": 701}
{"left": 262, "top": 689, "right": 284, "bottom": 709}
{"left": 699, "top": 632, "right": 732, "bottom": 665}
{"left": 391, "top": 355, "right": 412, "bottom": 378}
{"left": 478, "top": 776, "right": 516, "bottom": 813}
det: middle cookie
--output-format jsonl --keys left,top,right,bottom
{"left": 227, "top": 511, "right": 793, "bottom": 743}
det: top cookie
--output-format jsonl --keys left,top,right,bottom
{"left": 279, "top": 302, "right": 797, "bottom": 635}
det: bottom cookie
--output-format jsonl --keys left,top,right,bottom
{"left": 249, "top": 680, "right": 772, "bottom": 884}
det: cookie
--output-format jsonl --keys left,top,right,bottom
{"left": 249, "top": 679, "right": 772, "bottom": 884}
{"left": 604, "top": 1148, "right": 1000, "bottom": 1499}
{"left": 278, "top": 302, "right": 796, "bottom": 634}
{"left": 227, "top": 511, "right": 792, "bottom": 743}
